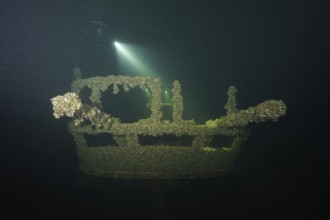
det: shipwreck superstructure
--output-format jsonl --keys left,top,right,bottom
{"left": 51, "top": 68, "right": 286, "bottom": 179}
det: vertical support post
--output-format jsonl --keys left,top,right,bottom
{"left": 172, "top": 80, "right": 183, "bottom": 123}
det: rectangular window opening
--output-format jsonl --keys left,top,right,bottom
{"left": 209, "top": 135, "right": 233, "bottom": 148}
{"left": 84, "top": 133, "right": 119, "bottom": 147}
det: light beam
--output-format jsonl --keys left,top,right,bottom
{"left": 113, "top": 41, "right": 153, "bottom": 75}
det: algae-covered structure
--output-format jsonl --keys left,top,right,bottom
{"left": 51, "top": 68, "right": 286, "bottom": 179}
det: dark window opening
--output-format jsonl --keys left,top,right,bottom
{"left": 101, "top": 86, "right": 151, "bottom": 122}
{"left": 80, "top": 87, "right": 93, "bottom": 106}
{"left": 84, "top": 133, "right": 118, "bottom": 147}
{"left": 209, "top": 135, "right": 233, "bottom": 148}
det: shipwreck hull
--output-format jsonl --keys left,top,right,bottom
{"left": 77, "top": 145, "right": 238, "bottom": 179}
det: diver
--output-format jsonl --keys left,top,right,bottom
{"left": 87, "top": 20, "right": 106, "bottom": 48}
{"left": 89, "top": 20, "right": 104, "bottom": 37}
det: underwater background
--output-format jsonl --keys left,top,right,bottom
{"left": 1, "top": 0, "right": 329, "bottom": 218}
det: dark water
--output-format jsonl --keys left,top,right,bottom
{"left": 1, "top": 0, "right": 329, "bottom": 218}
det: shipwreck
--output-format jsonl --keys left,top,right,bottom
{"left": 51, "top": 68, "right": 286, "bottom": 179}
